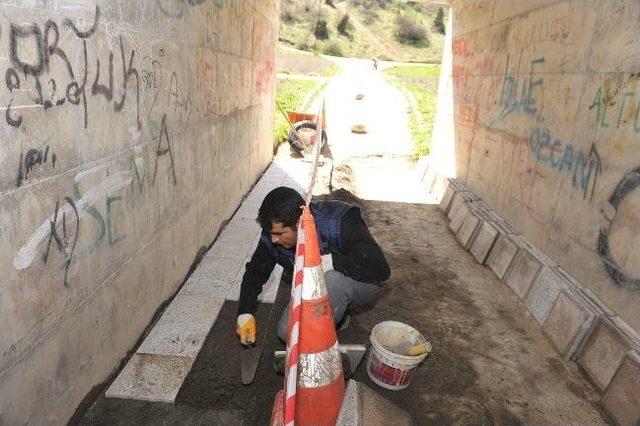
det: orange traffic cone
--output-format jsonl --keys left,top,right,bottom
{"left": 295, "top": 206, "right": 345, "bottom": 425}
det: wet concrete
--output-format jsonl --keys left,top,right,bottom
{"left": 80, "top": 282, "right": 289, "bottom": 425}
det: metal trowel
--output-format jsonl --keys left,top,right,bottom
{"left": 240, "top": 343, "right": 262, "bottom": 385}
{"left": 240, "top": 301, "right": 277, "bottom": 385}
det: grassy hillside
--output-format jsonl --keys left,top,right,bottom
{"left": 279, "top": 0, "right": 445, "bottom": 63}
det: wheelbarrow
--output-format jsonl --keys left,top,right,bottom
{"left": 285, "top": 110, "right": 328, "bottom": 154}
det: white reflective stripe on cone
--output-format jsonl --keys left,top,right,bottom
{"left": 286, "top": 364, "right": 298, "bottom": 396}
{"left": 301, "top": 265, "right": 327, "bottom": 301}
{"left": 289, "top": 322, "right": 299, "bottom": 347}
{"left": 291, "top": 284, "right": 302, "bottom": 309}
{"left": 298, "top": 342, "right": 341, "bottom": 388}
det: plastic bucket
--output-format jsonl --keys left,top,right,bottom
{"left": 366, "top": 321, "right": 429, "bottom": 390}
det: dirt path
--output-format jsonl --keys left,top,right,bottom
{"left": 310, "top": 56, "right": 415, "bottom": 165}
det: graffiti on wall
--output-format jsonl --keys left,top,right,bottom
{"left": 488, "top": 54, "right": 545, "bottom": 126}
{"left": 42, "top": 197, "right": 79, "bottom": 287}
{"left": 7, "top": 6, "right": 143, "bottom": 130}
{"left": 16, "top": 144, "right": 57, "bottom": 187}
{"left": 529, "top": 127, "right": 601, "bottom": 202}
{"left": 4, "top": 0, "right": 275, "bottom": 289}
{"left": 13, "top": 113, "right": 178, "bottom": 284}
{"left": 452, "top": 36, "right": 471, "bottom": 58}
{"left": 588, "top": 76, "right": 640, "bottom": 131}
{"left": 450, "top": 14, "right": 640, "bottom": 293}
{"left": 154, "top": 0, "right": 231, "bottom": 19}
{"left": 598, "top": 168, "right": 640, "bottom": 287}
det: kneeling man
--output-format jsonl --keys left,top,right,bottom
{"left": 236, "top": 186, "right": 390, "bottom": 344}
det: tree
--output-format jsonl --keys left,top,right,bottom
{"left": 433, "top": 7, "right": 445, "bottom": 35}
{"left": 314, "top": 19, "right": 329, "bottom": 40}
{"left": 337, "top": 14, "right": 351, "bottom": 36}
{"left": 395, "top": 14, "right": 428, "bottom": 45}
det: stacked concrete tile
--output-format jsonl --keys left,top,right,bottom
{"left": 523, "top": 265, "right": 567, "bottom": 325}
{"left": 454, "top": 205, "right": 483, "bottom": 249}
{"left": 436, "top": 178, "right": 640, "bottom": 412}
{"left": 422, "top": 160, "right": 439, "bottom": 194}
{"left": 486, "top": 234, "right": 520, "bottom": 279}
{"left": 439, "top": 178, "right": 469, "bottom": 216}
{"left": 413, "top": 156, "right": 430, "bottom": 183}
{"left": 600, "top": 351, "right": 640, "bottom": 425}
{"left": 541, "top": 269, "right": 601, "bottom": 360}
{"left": 577, "top": 316, "right": 640, "bottom": 392}
{"left": 445, "top": 183, "right": 479, "bottom": 236}
{"left": 468, "top": 216, "right": 498, "bottom": 264}
{"left": 106, "top": 164, "right": 286, "bottom": 402}
{"left": 423, "top": 161, "right": 452, "bottom": 202}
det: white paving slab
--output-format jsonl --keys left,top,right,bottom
{"left": 181, "top": 273, "right": 233, "bottom": 298}
{"left": 235, "top": 198, "right": 264, "bottom": 220}
{"left": 470, "top": 219, "right": 499, "bottom": 264}
{"left": 137, "top": 321, "right": 212, "bottom": 358}
{"left": 160, "top": 294, "right": 226, "bottom": 326}
{"left": 211, "top": 223, "right": 261, "bottom": 259}
{"left": 105, "top": 354, "right": 194, "bottom": 403}
{"left": 487, "top": 234, "right": 519, "bottom": 279}
{"left": 524, "top": 266, "right": 566, "bottom": 325}
{"left": 183, "top": 256, "right": 246, "bottom": 298}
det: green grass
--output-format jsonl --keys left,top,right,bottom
{"left": 273, "top": 78, "right": 324, "bottom": 149}
{"left": 383, "top": 65, "right": 440, "bottom": 158}
{"left": 300, "top": 81, "right": 329, "bottom": 111}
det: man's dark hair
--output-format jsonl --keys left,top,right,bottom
{"left": 257, "top": 186, "right": 305, "bottom": 231}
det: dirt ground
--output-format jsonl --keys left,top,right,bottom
{"left": 327, "top": 157, "right": 607, "bottom": 424}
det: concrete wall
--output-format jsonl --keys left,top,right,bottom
{"left": 0, "top": 0, "right": 278, "bottom": 423}
{"left": 431, "top": 0, "right": 640, "bottom": 333}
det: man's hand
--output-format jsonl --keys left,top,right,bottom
{"left": 236, "top": 313, "right": 256, "bottom": 346}
{"left": 321, "top": 254, "right": 333, "bottom": 272}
